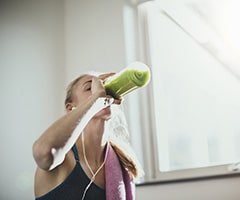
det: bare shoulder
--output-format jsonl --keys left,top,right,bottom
{"left": 34, "top": 151, "right": 76, "bottom": 198}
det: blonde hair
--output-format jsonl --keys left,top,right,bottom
{"left": 65, "top": 73, "right": 144, "bottom": 179}
{"left": 65, "top": 74, "right": 87, "bottom": 105}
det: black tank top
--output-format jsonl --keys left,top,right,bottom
{"left": 35, "top": 145, "right": 106, "bottom": 200}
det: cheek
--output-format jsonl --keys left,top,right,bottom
{"left": 75, "top": 92, "right": 91, "bottom": 105}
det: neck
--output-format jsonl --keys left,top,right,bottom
{"left": 77, "top": 119, "right": 107, "bottom": 166}
{"left": 81, "top": 131, "right": 108, "bottom": 175}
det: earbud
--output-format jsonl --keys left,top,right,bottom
{"left": 71, "top": 107, "right": 76, "bottom": 110}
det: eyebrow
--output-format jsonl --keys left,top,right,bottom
{"left": 82, "top": 79, "right": 92, "bottom": 87}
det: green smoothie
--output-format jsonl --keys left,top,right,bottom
{"left": 104, "top": 68, "right": 150, "bottom": 100}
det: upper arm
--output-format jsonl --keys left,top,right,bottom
{"left": 34, "top": 151, "right": 75, "bottom": 198}
{"left": 34, "top": 166, "right": 59, "bottom": 197}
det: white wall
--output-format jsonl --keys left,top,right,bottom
{"left": 0, "top": 0, "right": 65, "bottom": 199}
{"left": 64, "top": 0, "right": 127, "bottom": 83}
{"left": 0, "top": 0, "right": 239, "bottom": 200}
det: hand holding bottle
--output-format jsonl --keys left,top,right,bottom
{"left": 104, "top": 61, "right": 151, "bottom": 100}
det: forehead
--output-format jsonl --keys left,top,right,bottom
{"left": 80, "top": 74, "right": 94, "bottom": 83}
{"left": 75, "top": 74, "right": 96, "bottom": 89}
{"left": 73, "top": 71, "right": 105, "bottom": 90}
{"left": 74, "top": 74, "right": 94, "bottom": 88}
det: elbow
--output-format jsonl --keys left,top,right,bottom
{"left": 32, "top": 140, "right": 53, "bottom": 170}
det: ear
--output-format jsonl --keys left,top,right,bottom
{"left": 65, "top": 103, "right": 74, "bottom": 112}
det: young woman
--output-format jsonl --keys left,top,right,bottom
{"left": 32, "top": 72, "right": 143, "bottom": 200}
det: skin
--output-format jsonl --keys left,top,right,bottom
{"left": 32, "top": 73, "right": 121, "bottom": 198}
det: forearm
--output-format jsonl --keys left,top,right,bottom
{"left": 33, "top": 92, "right": 111, "bottom": 170}
{"left": 49, "top": 96, "right": 113, "bottom": 170}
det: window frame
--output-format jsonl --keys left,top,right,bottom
{"left": 131, "top": 0, "right": 240, "bottom": 184}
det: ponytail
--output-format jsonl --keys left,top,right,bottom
{"left": 110, "top": 142, "right": 138, "bottom": 178}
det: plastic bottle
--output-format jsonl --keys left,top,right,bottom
{"left": 104, "top": 61, "right": 151, "bottom": 100}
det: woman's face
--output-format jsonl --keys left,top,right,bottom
{"left": 73, "top": 74, "right": 112, "bottom": 120}
{"left": 74, "top": 74, "right": 95, "bottom": 104}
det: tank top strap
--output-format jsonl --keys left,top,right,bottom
{"left": 71, "top": 144, "right": 80, "bottom": 162}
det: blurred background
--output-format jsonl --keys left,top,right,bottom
{"left": 0, "top": 0, "right": 240, "bottom": 199}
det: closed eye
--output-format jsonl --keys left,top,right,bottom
{"left": 83, "top": 81, "right": 92, "bottom": 91}
{"left": 85, "top": 87, "right": 91, "bottom": 91}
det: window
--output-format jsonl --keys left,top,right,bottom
{"left": 132, "top": 0, "right": 240, "bottom": 182}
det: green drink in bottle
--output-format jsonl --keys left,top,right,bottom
{"left": 104, "top": 62, "right": 151, "bottom": 100}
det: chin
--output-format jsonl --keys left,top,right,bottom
{"left": 94, "top": 106, "right": 112, "bottom": 119}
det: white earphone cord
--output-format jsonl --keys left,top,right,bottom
{"left": 81, "top": 131, "right": 108, "bottom": 200}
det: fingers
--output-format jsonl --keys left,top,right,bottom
{"left": 92, "top": 76, "right": 104, "bottom": 86}
{"left": 105, "top": 95, "right": 123, "bottom": 105}
{"left": 93, "top": 73, "right": 123, "bottom": 104}
{"left": 103, "top": 97, "right": 122, "bottom": 106}
{"left": 113, "top": 98, "right": 122, "bottom": 105}
{"left": 91, "top": 77, "right": 105, "bottom": 96}
{"left": 98, "top": 72, "right": 116, "bottom": 81}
